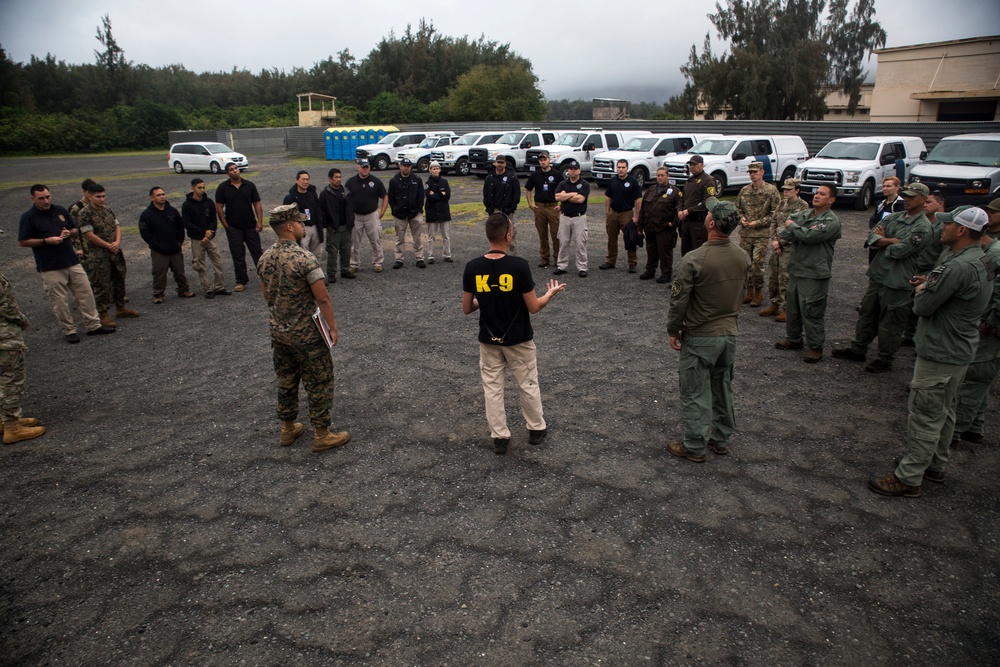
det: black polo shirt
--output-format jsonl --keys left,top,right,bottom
{"left": 215, "top": 178, "right": 261, "bottom": 230}
{"left": 604, "top": 176, "right": 642, "bottom": 212}
{"left": 18, "top": 205, "right": 81, "bottom": 272}
{"left": 345, "top": 174, "right": 387, "bottom": 215}
{"left": 557, "top": 178, "right": 590, "bottom": 217}
{"left": 525, "top": 168, "right": 564, "bottom": 204}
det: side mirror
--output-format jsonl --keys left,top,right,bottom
{"left": 521, "top": 142, "right": 532, "bottom": 149}
{"left": 654, "top": 149, "right": 666, "bottom": 157}
{"left": 919, "top": 151, "right": 927, "bottom": 161}
{"left": 733, "top": 152, "right": 746, "bottom": 161}
{"left": 584, "top": 143, "right": 596, "bottom": 152}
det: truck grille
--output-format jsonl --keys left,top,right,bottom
{"left": 468, "top": 148, "right": 488, "bottom": 163}
{"left": 593, "top": 158, "right": 614, "bottom": 172}
{"left": 667, "top": 165, "right": 690, "bottom": 179}
{"left": 430, "top": 151, "right": 445, "bottom": 161}
{"left": 355, "top": 149, "right": 369, "bottom": 159}
{"left": 525, "top": 150, "right": 543, "bottom": 167}
{"left": 801, "top": 169, "right": 842, "bottom": 185}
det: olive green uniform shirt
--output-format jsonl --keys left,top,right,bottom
{"left": 668, "top": 239, "right": 751, "bottom": 337}
{"left": 973, "top": 237, "right": 1000, "bottom": 362}
{"left": 914, "top": 244, "right": 995, "bottom": 365}
{"left": 865, "top": 210, "right": 932, "bottom": 290}
{"left": 779, "top": 208, "right": 842, "bottom": 280}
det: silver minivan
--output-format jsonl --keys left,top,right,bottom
{"left": 168, "top": 142, "right": 249, "bottom": 174}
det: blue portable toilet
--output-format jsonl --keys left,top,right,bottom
{"left": 323, "top": 126, "right": 400, "bottom": 161}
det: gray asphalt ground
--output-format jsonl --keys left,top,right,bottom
{"left": 1, "top": 153, "right": 998, "bottom": 666}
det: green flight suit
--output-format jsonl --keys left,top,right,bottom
{"left": 778, "top": 207, "right": 841, "bottom": 349}
{"left": 895, "top": 244, "right": 994, "bottom": 486}
{"left": 954, "top": 237, "right": 1000, "bottom": 436}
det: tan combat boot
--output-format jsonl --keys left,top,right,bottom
{"left": 750, "top": 287, "right": 764, "bottom": 307}
{"left": 0, "top": 417, "right": 40, "bottom": 436}
{"left": 279, "top": 421, "right": 304, "bottom": 446}
{"left": 116, "top": 306, "right": 141, "bottom": 318}
{"left": 313, "top": 427, "right": 350, "bottom": 452}
{"left": 743, "top": 286, "right": 755, "bottom": 305}
{"left": 4, "top": 420, "right": 45, "bottom": 444}
{"left": 759, "top": 303, "right": 779, "bottom": 317}
{"left": 99, "top": 311, "right": 118, "bottom": 328}
{"left": 774, "top": 310, "right": 787, "bottom": 322}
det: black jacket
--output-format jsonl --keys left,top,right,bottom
{"left": 181, "top": 192, "right": 217, "bottom": 240}
{"left": 138, "top": 201, "right": 185, "bottom": 255}
{"left": 483, "top": 169, "right": 520, "bottom": 216}
{"left": 424, "top": 175, "right": 452, "bottom": 223}
{"left": 388, "top": 172, "right": 425, "bottom": 220}
{"left": 283, "top": 184, "right": 324, "bottom": 242}
{"left": 319, "top": 184, "right": 354, "bottom": 231}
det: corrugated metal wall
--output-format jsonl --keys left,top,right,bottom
{"left": 171, "top": 120, "right": 1000, "bottom": 159}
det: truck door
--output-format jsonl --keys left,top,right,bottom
{"left": 754, "top": 139, "right": 775, "bottom": 182}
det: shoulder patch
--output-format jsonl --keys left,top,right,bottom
{"left": 670, "top": 281, "right": 682, "bottom": 298}
{"left": 706, "top": 186, "right": 716, "bottom": 196}
{"left": 910, "top": 233, "right": 924, "bottom": 246}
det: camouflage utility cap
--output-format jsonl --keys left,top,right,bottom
{"left": 748, "top": 161, "right": 764, "bottom": 172}
{"left": 781, "top": 177, "right": 801, "bottom": 190}
{"left": 706, "top": 197, "right": 740, "bottom": 234}
{"left": 269, "top": 204, "right": 306, "bottom": 224}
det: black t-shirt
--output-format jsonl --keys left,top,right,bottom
{"left": 556, "top": 178, "right": 590, "bottom": 217}
{"left": 463, "top": 254, "right": 535, "bottom": 346}
{"left": 215, "top": 179, "right": 261, "bottom": 230}
{"left": 525, "top": 168, "right": 564, "bottom": 203}
{"left": 18, "top": 205, "right": 81, "bottom": 272}
{"left": 604, "top": 176, "right": 642, "bottom": 212}
{"left": 345, "top": 175, "right": 387, "bottom": 215}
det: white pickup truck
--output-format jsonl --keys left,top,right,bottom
{"left": 663, "top": 135, "right": 809, "bottom": 193}
{"left": 429, "top": 131, "right": 505, "bottom": 176}
{"left": 591, "top": 133, "right": 722, "bottom": 188}
{"left": 797, "top": 136, "right": 927, "bottom": 210}
{"left": 523, "top": 128, "right": 650, "bottom": 176}
{"left": 467, "top": 128, "right": 561, "bottom": 175}
{"left": 395, "top": 134, "right": 460, "bottom": 172}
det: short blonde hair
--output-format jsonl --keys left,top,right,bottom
{"left": 882, "top": 176, "right": 901, "bottom": 188}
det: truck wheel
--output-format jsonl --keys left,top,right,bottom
{"left": 559, "top": 161, "right": 575, "bottom": 174}
{"left": 629, "top": 166, "right": 648, "bottom": 188}
{"left": 416, "top": 157, "right": 430, "bottom": 172}
{"left": 455, "top": 158, "right": 470, "bottom": 176}
{"left": 506, "top": 158, "right": 516, "bottom": 172}
{"left": 373, "top": 155, "right": 390, "bottom": 171}
{"left": 711, "top": 171, "right": 727, "bottom": 194}
{"left": 780, "top": 166, "right": 796, "bottom": 183}
{"left": 854, "top": 180, "right": 874, "bottom": 210}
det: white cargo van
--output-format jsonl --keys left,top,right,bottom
{"left": 662, "top": 135, "right": 809, "bottom": 193}
{"left": 909, "top": 133, "right": 1000, "bottom": 207}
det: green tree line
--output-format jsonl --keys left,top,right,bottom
{"left": 0, "top": 18, "right": 551, "bottom": 154}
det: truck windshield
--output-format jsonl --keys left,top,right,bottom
{"left": 554, "top": 133, "right": 587, "bottom": 146}
{"left": 924, "top": 139, "right": 1000, "bottom": 167}
{"left": 418, "top": 138, "right": 437, "bottom": 148}
{"left": 376, "top": 135, "right": 399, "bottom": 145}
{"left": 455, "top": 134, "right": 482, "bottom": 146}
{"left": 622, "top": 138, "right": 660, "bottom": 152}
{"left": 497, "top": 133, "right": 526, "bottom": 145}
{"left": 815, "top": 142, "right": 879, "bottom": 160}
{"left": 691, "top": 139, "right": 735, "bottom": 156}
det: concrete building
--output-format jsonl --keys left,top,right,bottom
{"left": 870, "top": 35, "right": 1000, "bottom": 122}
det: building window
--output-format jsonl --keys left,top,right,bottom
{"left": 938, "top": 100, "right": 998, "bottom": 122}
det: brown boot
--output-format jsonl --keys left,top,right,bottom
{"left": 279, "top": 421, "right": 304, "bottom": 446}
{"left": 774, "top": 310, "right": 787, "bottom": 322}
{"left": 0, "top": 417, "right": 40, "bottom": 435}
{"left": 743, "top": 286, "right": 755, "bottom": 305}
{"left": 3, "top": 420, "right": 46, "bottom": 444}
{"left": 804, "top": 348, "right": 823, "bottom": 363}
{"left": 99, "top": 311, "right": 118, "bottom": 328}
{"left": 750, "top": 287, "right": 763, "bottom": 307}
{"left": 759, "top": 303, "right": 779, "bottom": 317}
{"left": 313, "top": 427, "right": 350, "bottom": 452}
{"left": 116, "top": 306, "right": 141, "bottom": 318}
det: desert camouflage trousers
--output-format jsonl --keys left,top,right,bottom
{"left": 739, "top": 232, "right": 770, "bottom": 291}
{"left": 0, "top": 349, "right": 26, "bottom": 423}
{"left": 83, "top": 249, "right": 127, "bottom": 313}
{"left": 767, "top": 244, "right": 792, "bottom": 310}
{"left": 272, "top": 339, "right": 333, "bottom": 429}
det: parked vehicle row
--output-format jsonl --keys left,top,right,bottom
{"left": 170, "top": 131, "right": 1000, "bottom": 208}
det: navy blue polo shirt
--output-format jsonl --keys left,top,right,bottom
{"left": 18, "top": 205, "right": 81, "bottom": 272}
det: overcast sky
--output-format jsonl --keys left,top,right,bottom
{"left": 1, "top": 0, "right": 998, "bottom": 103}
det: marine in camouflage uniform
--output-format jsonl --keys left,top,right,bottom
{"left": 735, "top": 161, "right": 782, "bottom": 307}
{"left": 762, "top": 179, "right": 810, "bottom": 319}
{"left": 1, "top": 272, "right": 45, "bottom": 444}
{"left": 833, "top": 183, "right": 933, "bottom": 372}
{"left": 258, "top": 204, "right": 349, "bottom": 452}
{"left": 67, "top": 179, "right": 95, "bottom": 260}
{"left": 869, "top": 206, "right": 994, "bottom": 497}
{"left": 78, "top": 192, "right": 132, "bottom": 323}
